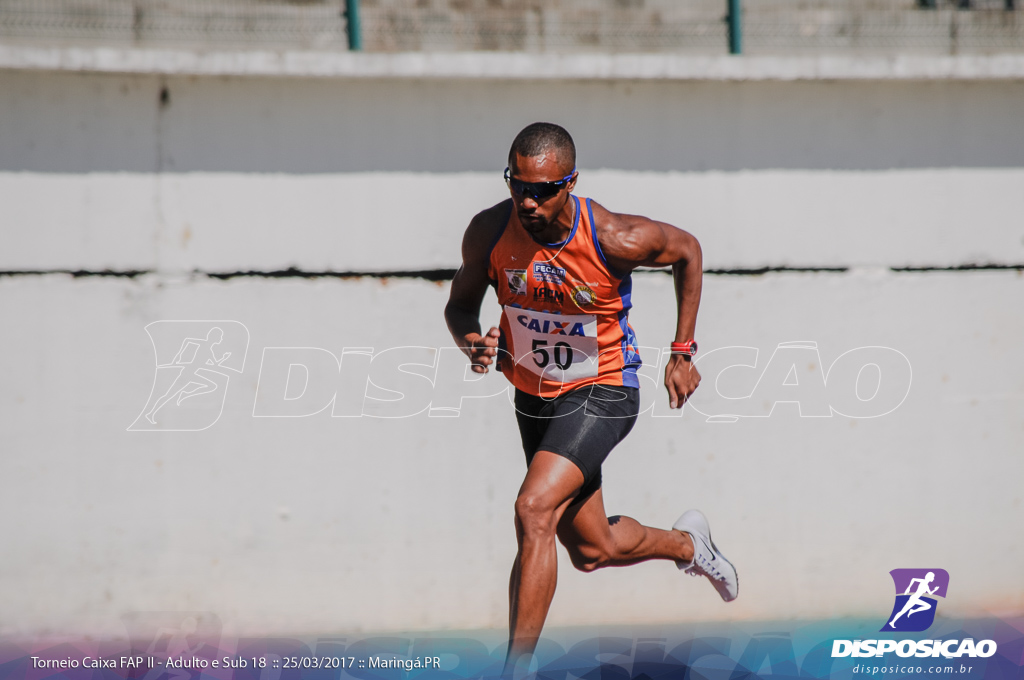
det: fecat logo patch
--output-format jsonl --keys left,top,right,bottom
{"left": 505, "top": 269, "right": 527, "bottom": 296}
{"left": 533, "top": 262, "right": 566, "bottom": 285}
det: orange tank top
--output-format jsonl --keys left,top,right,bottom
{"left": 487, "top": 195, "right": 641, "bottom": 398}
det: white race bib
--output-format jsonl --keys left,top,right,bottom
{"left": 503, "top": 306, "right": 599, "bottom": 383}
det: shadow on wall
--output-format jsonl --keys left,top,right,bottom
{"left": 2, "top": 71, "right": 1024, "bottom": 173}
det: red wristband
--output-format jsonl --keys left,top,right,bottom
{"left": 670, "top": 340, "right": 698, "bottom": 356}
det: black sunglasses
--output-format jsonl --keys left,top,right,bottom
{"left": 504, "top": 167, "right": 576, "bottom": 200}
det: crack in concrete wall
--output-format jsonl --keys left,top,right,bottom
{"left": 3, "top": 265, "right": 1022, "bottom": 280}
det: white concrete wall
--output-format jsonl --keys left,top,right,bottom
{"left": 1, "top": 272, "right": 1022, "bottom": 636}
{"left": 5, "top": 169, "right": 1024, "bottom": 272}
{"left": 1, "top": 50, "right": 1022, "bottom": 635}
{"left": 3, "top": 63, "right": 1024, "bottom": 272}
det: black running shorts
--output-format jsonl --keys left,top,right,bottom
{"left": 514, "top": 384, "right": 640, "bottom": 505}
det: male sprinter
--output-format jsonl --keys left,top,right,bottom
{"left": 444, "top": 123, "right": 738, "bottom": 672}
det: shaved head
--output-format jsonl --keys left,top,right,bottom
{"left": 508, "top": 122, "right": 576, "bottom": 171}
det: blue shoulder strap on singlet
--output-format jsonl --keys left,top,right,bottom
{"left": 485, "top": 201, "right": 514, "bottom": 262}
{"left": 587, "top": 197, "right": 627, "bottom": 280}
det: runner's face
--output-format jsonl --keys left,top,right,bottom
{"left": 508, "top": 152, "right": 576, "bottom": 234}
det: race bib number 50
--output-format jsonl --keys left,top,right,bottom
{"left": 503, "top": 306, "right": 599, "bottom": 383}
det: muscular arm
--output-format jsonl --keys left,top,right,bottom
{"left": 444, "top": 202, "right": 508, "bottom": 373}
{"left": 593, "top": 202, "right": 703, "bottom": 408}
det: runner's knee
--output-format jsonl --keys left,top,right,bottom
{"left": 514, "top": 493, "right": 559, "bottom": 538}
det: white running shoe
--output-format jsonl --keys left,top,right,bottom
{"left": 673, "top": 509, "right": 739, "bottom": 603}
